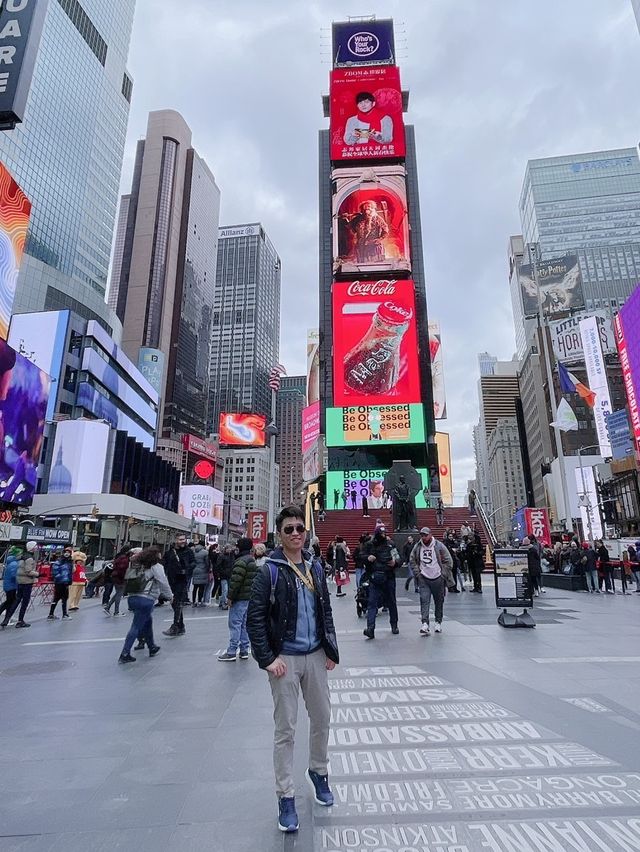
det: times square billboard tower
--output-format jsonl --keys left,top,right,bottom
{"left": 318, "top": 17, "right": 439, "bottom": 508}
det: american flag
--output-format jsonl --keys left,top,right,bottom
{"left": 269, "top": 364, "right": 287, "bottom": 391}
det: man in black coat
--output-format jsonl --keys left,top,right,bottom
{"left": 162, "top": 533, "right": 195, "bottom": 636}
{"left": 247, "top": 505, "right": 338, "bottom": 834}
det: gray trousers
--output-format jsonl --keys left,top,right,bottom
{"left": 268, "top": 648, "right": 330, "bottom": 798}
{"left": 418, "top": 574, "right": 445, "bottom": 624}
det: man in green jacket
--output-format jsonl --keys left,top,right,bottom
{"left": 218, "top": 537, "right": 258, "bottom": 661}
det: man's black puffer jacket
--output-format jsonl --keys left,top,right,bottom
{"left": 246, "top": 547, "right": 339, "bottom": 670}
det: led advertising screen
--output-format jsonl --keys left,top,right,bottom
{"left": 519, "top": 255, "right": 584, "bottom": 318}
{"left": 137, "top": 347, "right": 165, "bottom": 395}
{"left": 0, "top": 163, "right": 31, "bottom": 340}
{"left": 333, "top": 166, "right": 410, "bottom": 274}
{"left": 178, "top": 485, "right": 224, "bottom": 527}
{"left": 327, "top": 467, "right": 430, "bottom": 511}
{"left": 0, "top": 337, "right": 50, "bottom": 506}
{"left": 306, "top": 328, "right": 319, "bottom": 406}
{"left": 330, "top": 65, "right": 405, "bottom": 162}
{"left": 219, "top": 412, "right": 267, "bottom": 447}
{"left": 8, "top": 309, "right": 69, "bottom": 420}
{"left": 428, "top": 320, "right": 447, "bottom": 420}
{"left": 49, "top": 420, "right": 110, "bottom": 495}
{"left": 332, "top": 19, "right": 395, "bottom": 67}
{"left": 332, "top": 279, "right": 421, "bottom": 407}
{"left": 301, "top": 401, "right": 320, "bottom": 453}
{"left": 326, "top": 404, "right": 425, "bottom": 446}
{"left": 615, "top": 286, "right": 640, "bottom": 459}
{"left": 435, "top": 432, "right": 453, "bottom": 505}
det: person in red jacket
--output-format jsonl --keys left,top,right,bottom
{"left": 104, "top": 545, "right": 131, "bottom": 617}
{"left": 68, "top": 551, "right": 87, "bottom": 611}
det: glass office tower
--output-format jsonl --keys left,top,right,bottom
{"left": 208, "top": 225, "right": 282, "bottom": 434}
{"left": 0, "top": 0, "right": 135, "bottom": 333}
{"left": 512, "top": 148, "right": 640, "bottom": 345}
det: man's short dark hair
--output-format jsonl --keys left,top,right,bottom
{"left": 356, "top": 91, "right": 375, "bottom": 104}
{"left": 276, "top": 505, "right": 305, "bottom": 531}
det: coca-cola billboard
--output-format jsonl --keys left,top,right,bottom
{"left": 247, "top": 510, "right": 268, "bottom": 543}
{"left": 332, "top": 166, "right": 411, "bottom": 275}
{"left": 332, "top": 279, "right": 421, "bottom": 407}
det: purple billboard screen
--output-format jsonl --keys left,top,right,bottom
{"left": 619, "top": 287, "right": 640, "bottom": 391}
{"left": 0, "top": 337, "right": 50, "bottom": 506}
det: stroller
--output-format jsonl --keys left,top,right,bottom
{"left": 355, "top": 576, "right": 370, "bottom": 618}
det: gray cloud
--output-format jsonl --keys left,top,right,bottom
{"left": 124, "top": 0, "right": 640, "bottom": 500}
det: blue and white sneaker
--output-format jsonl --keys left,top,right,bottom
{"left": 277, "top": 796, "right": 299, "bottom": 832}
{"left": 306, "top": 769, "right": 334, "bottom": 806}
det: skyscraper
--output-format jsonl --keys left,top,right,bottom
{"left": 512, "top": 148, "right": 640, "bottom": 345}
{"left": 318, "top": 20, "right": 438, "bottom": 500}
{"left": 276, "top": 375, "right": 306, "bottom": 506}
{"left": 632, "top": 0, "right": 640, "bottom": 30}
{"left": 208, "top": 224, "right": 281, "bottom": 434}
{"left": 115, "top": 110, "right": 221, "bottom": 439}
{"left": 0, "top": 0, "right": 135, "bottom": 337}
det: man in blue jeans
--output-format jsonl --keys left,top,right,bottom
{"left": 218, "top": 537, "right": 257, "bottom": 661}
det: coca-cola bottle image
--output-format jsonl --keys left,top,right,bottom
{"left": 344, "top": 301, "right": 412, "bottom": 395}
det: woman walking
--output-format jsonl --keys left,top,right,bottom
{"left": 0, "top": 546, "right": 22, "bottom": 627}
{"left": 48, "top": 547, "right": 74, "bottom": 619}
{"left": 104, "top": 545, "right": 131, "bottom": 616}
{"left": 334, "top": 537, "right": 350, "bottom": 597}
{"left": 119, "top": 547, "right": 172, "bottom": 664}
{"left": 191, "top": 541, "right": 210, "bottom": 606}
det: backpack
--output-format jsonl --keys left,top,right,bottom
{"left": 124, "top": 563, "right": 150, "bottom": 595}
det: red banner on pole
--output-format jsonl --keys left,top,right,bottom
{"left": 247, "top": 510, "right": 268, "bottom": 543}
{"left": 524, "top": 508, "right": 551, "bottom": 547}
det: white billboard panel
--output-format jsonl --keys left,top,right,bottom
{"left": 49, "top": 420, "right": 110, "bottom": 494}
{"left": 178, "top": 485, "right": 224, "bottom": 526}
{"left": 579, "top": 316, "right": 612, "bottom": 457}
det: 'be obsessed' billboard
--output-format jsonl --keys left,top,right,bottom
{"left": 332, "top": 279, "right": 421, "bottom": 407}
{"left": 330, "top": 66, "right": 405, "bottom": 162}
{"left": 326, "top": 404, "right": 425, "bottom": 446}
{"left": 333, "top": 166, "right": 410, "bottom": 274}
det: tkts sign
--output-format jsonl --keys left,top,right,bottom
{"left": 247, "top": 510, "right": 267, "bottom": 543}
{"left": 524, "top": 508, "right": 551, "bottom": 547}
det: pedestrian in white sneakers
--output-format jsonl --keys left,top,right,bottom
{"left": 410, "top": 527, "right": 453, "bottom": 636}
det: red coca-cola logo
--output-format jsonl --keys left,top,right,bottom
{"left": 379, "top": 301, "right": 412, "bottom": 323}
{"left": 347, "top": 280, "right": 397, "bottom": 297}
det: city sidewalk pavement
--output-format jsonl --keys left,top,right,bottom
{"left": 1, "top": 581, "right": 640, "bottom": 850}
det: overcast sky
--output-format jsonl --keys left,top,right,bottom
{"left": 122, "top": 0, "right": 640, "bottom": 501}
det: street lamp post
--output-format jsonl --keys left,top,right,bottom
{"left": 577, "top": 444, "right": 601, "bottom": 544}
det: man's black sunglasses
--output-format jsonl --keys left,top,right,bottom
{"left": 282, "top": 524, "right": 305, "bottom": 535}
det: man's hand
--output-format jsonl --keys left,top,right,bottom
{"left": 266, "top": 657, "right": 287, "bottom": 678}
{"left": 367, "top": 555, "right": 375, "bottom": 563}
{"left": 326, "top": 659, "right": 336, "bottom": 671}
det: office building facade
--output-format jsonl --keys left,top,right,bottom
{"left": 276, "top": 375, "right": 306, "bottom": 506}
{"left": 220, "top": 448, "right": 279, "bottom": 515}
{"left": 114, "top": 111, "right": 221, "bottom": 439}
{"left": 512, "top": 148, "right": 640, "bottom": 345}
{"left": 208, "top": 224, "right": 281, "bottom": 434}
{"left": 0, "top": 0, "right": 135, "bottom": 333}
{"left": 487, "top": 419, "right": 528, "bottom": 542}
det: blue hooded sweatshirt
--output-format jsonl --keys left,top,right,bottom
{"left": 2, "top": 554, "right": 20, "bottom": 592}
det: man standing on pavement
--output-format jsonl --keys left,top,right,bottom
{"left": 363, "top": 527, "right": 399, "bottom": 639}
{"left": 163, "top": 533, "right": 195, "bottom": 636}
{"left": 410, "top": 527, "right": 453, "bottom": 636}
{"left": 218, "top": 537, "right": 257, "bottom": 661}
{"left": 247, "top": 505, "right": 339, "bottom": 833}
